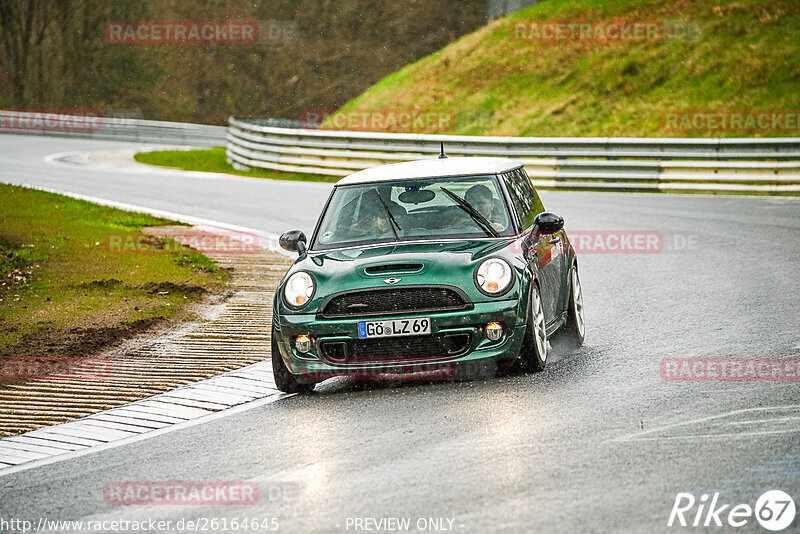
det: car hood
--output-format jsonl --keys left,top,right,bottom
{"left": 281, "top": 239, "right": 524, "bottom": 313}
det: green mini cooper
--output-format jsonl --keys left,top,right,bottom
{"left": 272, "top": 156, "right": 584, "bottom": 392}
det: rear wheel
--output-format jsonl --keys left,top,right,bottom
{"left": 520, "top": 283, "right": 547, "bottom": 372}
{"left": 271, "top": 326, "right": 315, "bottom": 394}
{"left": 557, "top": 264, "right": 585, "bottom": 349}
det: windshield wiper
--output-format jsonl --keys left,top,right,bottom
{"left": 372, "top": 191, "right": 402, "bottom": 240}
{"left": 440, "top": 187, "right": 500, "bottom": 238}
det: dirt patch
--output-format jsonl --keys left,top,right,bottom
{"left": 141, "top": 281, "right": 207, "bottom": 295}
{"left": 81, "top": 278, "right": 124, "bottom": 289}
{"left": 0, "top": 316, "right": 169, "bottom": 359}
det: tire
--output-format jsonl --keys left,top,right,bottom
{"left": 519, "top": 282, "right": 547, "bottom": 372}
{"left": 557, "top": 264, "right": 585, "bottom": 349}
{"left": 271, "top": 326, "right": 315, "bottom": 394}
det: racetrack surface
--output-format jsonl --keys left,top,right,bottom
{"left": 1, "top": 133, "right": 799, "bottom": 532}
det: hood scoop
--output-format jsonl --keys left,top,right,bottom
{"left": 363, "top": 263, "right": 424, "bottom": 276}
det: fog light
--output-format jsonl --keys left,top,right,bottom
{"left": 295, "top": 335, "right": 312, "bottom": 353}
{"left": 485, "top": 322, "right": 503, "bottom": 341}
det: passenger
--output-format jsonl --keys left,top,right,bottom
{"left": 464, "top": 184, "right": 505, "bottom": 231}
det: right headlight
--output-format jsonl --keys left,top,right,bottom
{"left": 475, "top": 258, "right": 513, "bottom": 296}
{"left": 284, "top": 271, "right": 315, "bottom": 309}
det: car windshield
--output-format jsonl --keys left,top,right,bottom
{"left": 312, "top": 175, "right": 513, "bottom": 250}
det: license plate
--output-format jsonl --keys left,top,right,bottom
{"left": 357, "top": 317, "right": 431, "bottom": 339}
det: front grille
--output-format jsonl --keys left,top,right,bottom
{"left": 317, "top": 286, "right": 470, "bottom": 319}
{"left": 320, "top": 333, "right": 471, "bottom": 363}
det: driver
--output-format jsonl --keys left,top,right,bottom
{"left": 348, "top": 197, "right": 394, "bottom": 239}
{"left": 464, "top": 184, "right": 505, "bottom": 231}
{"left": 362, "top": 205, "right": 392, "bottom": 236}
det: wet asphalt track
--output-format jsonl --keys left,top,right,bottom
{"left": 1, "top": 134, "right": 799, "bottom": 533}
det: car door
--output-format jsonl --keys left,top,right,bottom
{"left": 502, "top": 169, "right": 564, "bottom": 325}
{"left": 532, "top": 223, "right": 565, "bottom": 325}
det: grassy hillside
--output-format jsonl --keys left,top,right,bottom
{"left": 332, "top": 0, "right": 800, "bottom": 137}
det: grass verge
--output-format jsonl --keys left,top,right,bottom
{"left": 134, "top": 147, "right": 339, "bottom": 183}
{"left": 0, "top": 184, "right": 228, "bottom": 357}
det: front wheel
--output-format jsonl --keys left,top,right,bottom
{"left": 519, "top": 283, "right": 547, "bottom": 372}
{"left": 271, "top": 326, "right": 315, "bottom": 394}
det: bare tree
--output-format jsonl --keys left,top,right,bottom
{"left": 0, "top": 1, "right": 58, "bottom": 106}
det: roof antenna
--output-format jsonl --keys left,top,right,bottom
{"left": 438, "top": 142, "right": 448, "bottom": 159}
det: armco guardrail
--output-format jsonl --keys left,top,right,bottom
{"left": 0, "top": 110, "right": 226, "bottom": 146}
{"left": 227, "top": 116, "right": 800, "bottom": 194}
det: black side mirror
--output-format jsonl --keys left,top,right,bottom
{"left": 533, "top": 212, "right": 564, "bottom": 235}
{"left": 279, "top": 230, "right": 307, "bottom": 255}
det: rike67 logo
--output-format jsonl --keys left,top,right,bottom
{"left": 668, "top": 490, "right": 796, "bottom": 531}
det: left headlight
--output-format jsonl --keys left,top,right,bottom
{"left": 475, "top": 258, "right": 513, "bottom": 296}
{"left": 284, "top": 271, "right": 315, "bottom": 309}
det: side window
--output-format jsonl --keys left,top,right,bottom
{"left": 501, "top": 172, "right": 526, "bottom": 228}
{"left": 518, "top": 168, "right": 545, "bottom": 217}
{"left": 503, "top": 168, "right": 540, "bottom": 230}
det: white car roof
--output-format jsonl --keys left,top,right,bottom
{"left": 337, "top": 156, "right": 522, "bottom": 186}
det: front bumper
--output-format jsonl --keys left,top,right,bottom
{"left": 274, "top": 299, "right": 526, "bottom": 382}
